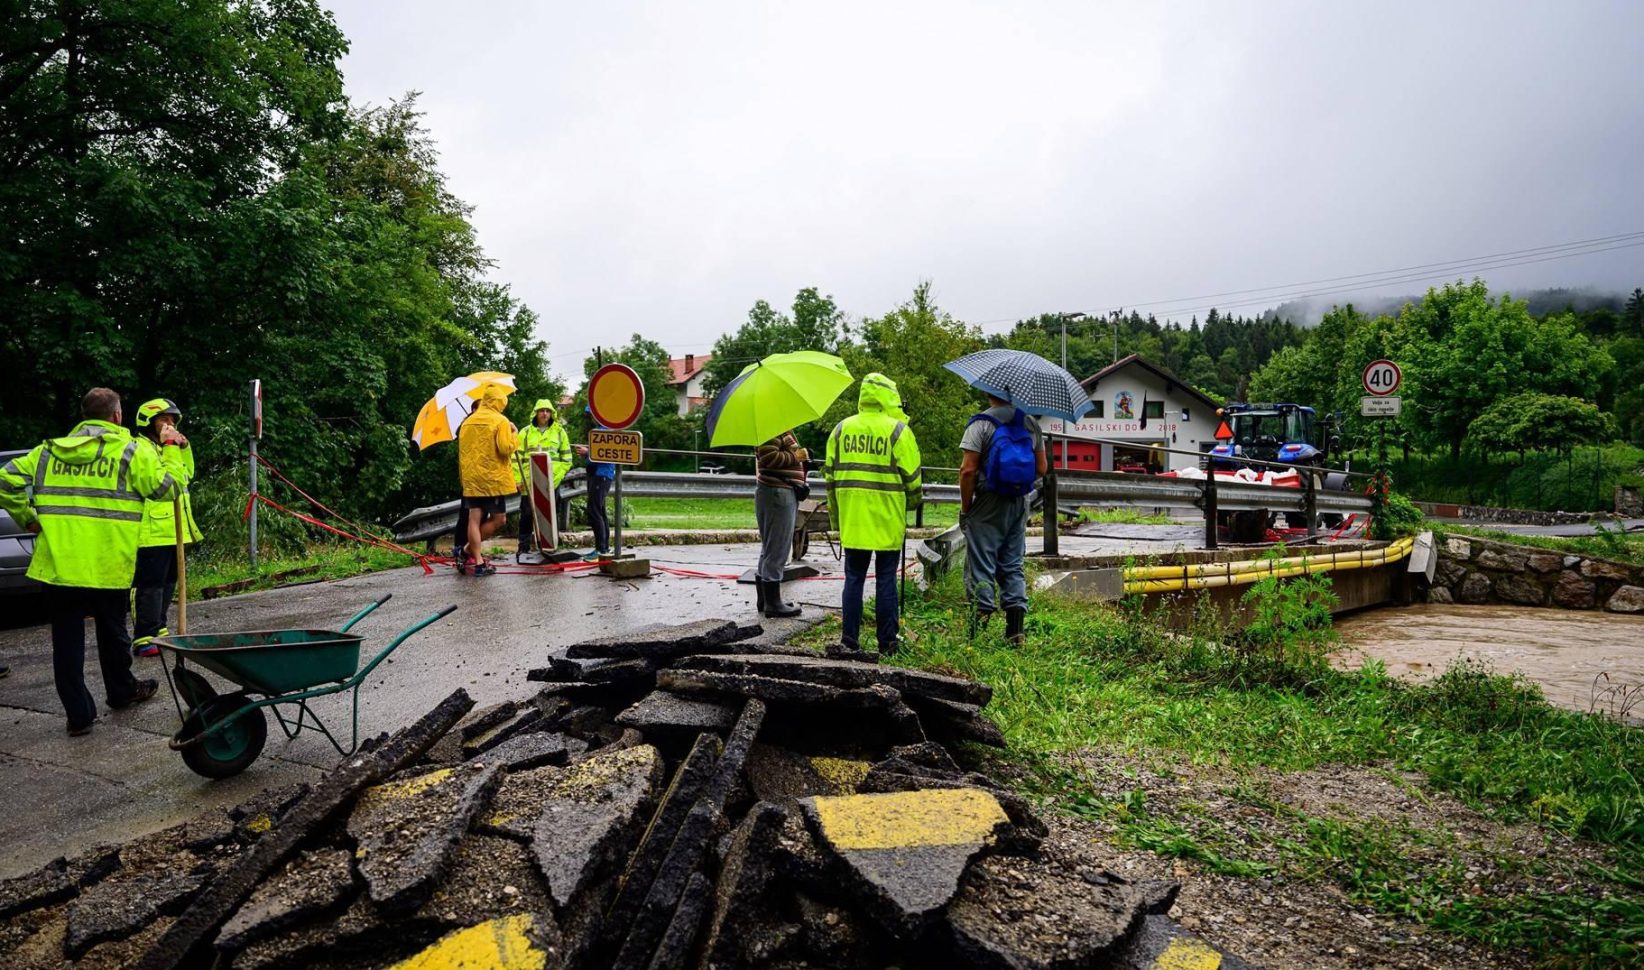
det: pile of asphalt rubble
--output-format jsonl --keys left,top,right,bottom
{"left": 0, "top": 618, "right": 1245, "bottom": 970}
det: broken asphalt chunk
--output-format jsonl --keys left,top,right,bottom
{"left": 462, "top": 705, "right": 545, "bottom": 756}
{"left": 563, "top": 618, "right": 750, "bottom": 661}
{"left": 66, "top": 857, "right": 214, "bottom": 958}
{"left": 0, "top": 846, "right": 119, "bottom": 922}
{"left": 348, "top": 760, "right": 507, "bottom": 913}
{"left": 531, "top": 744, "right": 666, "bottom": 912}
{"left": 799, "top": 787, "right": 1011, "bottom": 940}
{"left": 655, "top": 669, "right": 908, "bottom": 713}
{"left": 383, "top": 912, "right": 557, "bottom": 970}
{"left": 216, "top": 848, "right": 356, "bottom": 952}
{"left": 615, "top": 690, "right": 738, "bottom": 734}
{"left": 646, "top": 869, "right": 712, "bottom": 970}
{"left": 604, "top": 732, "right": 723, "bottom": 941}
{"left": 698, "top": 801, "right": 786, "bottom": 970}
{"left": 945, "top": 855, "right": 1164, "bottom": 969}
{"left": 1111, "top": 913, "right": 1259, "bottom": 970}
{"left": 477, "top": 730, "right": 572, "bottom": 772}
{"left": 131, "top": 689, "right": 477, "bottom": 970}
{"left": 609, "top": 799, "right": 719, "bottom": 970}
{"left": 673, "top": 652, "right": 991, "bottom": 706}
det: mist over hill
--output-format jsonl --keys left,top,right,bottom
{"left": 1259, "top": 287, "right": 1629, "bottom": 326}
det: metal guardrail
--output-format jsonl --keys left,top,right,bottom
{"left": 390, "top": 465, "right": 1372, "bottom": 547}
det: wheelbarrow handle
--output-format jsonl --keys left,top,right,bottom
{"left": 340, "top": 593, "right": 394, "bottom": 633}
{"left": 349, "top": 604, "right": 459, "bottom": 687}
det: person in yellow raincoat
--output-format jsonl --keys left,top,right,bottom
{"left": 455, "top": 386, "right": 518, "bottom": 575}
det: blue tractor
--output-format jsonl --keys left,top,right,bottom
{"left": 1208, "top": 403, "right": 1346, "bottom": 535}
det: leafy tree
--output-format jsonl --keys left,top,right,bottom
{"left": 0, "top": 0, "right": 348, "bottom": 435}
{"left": 701, "top": 287, "right": 847, "bottom": 397}
{"left": 815, "top": 282, "right": 985, "bottom": 471}
{"left": 0, "top": 0, "right": 557, "bottom": 532}
{"left": 1466, "top": 393, "right": 1614, "bottom": 456}
{"left": 1396, "top": 281, "right": 1612, "bottom": 457}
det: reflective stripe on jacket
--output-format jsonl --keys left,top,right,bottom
{"left": 137, "top": 438, "right": 202, "bottom": 547}
{"left": 512, "top": 422, "right": 572, "bottom": 491}
{"left": 458, "top": 399, "right": 519, "bottom": 497}
{"left": 0, "top": 420, "right": 184, "bottom": 588}
{"left": 824, "top": 375, "right": 922, "bottom": 551}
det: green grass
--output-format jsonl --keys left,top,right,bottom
{"left": 188, "top": 544, "right": 413, "bottom": 600}
{"left": 1432, "top": 522, "right": 1644, "bottom": 568}
{"left": 797, "top": 570, "right": 1644, "bottom": 965}
{"left": 1075, "top": 507, "right": 1175, "bottom": 525}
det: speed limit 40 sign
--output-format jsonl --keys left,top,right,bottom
{"left": 1362, "top": 359, "right": 1402, "bottom": 396}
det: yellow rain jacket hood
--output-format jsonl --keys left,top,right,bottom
{"left": 515, "top": 398, "right": 573, "bottom": 491}
{"left": 458, "top": 388, "right": 518, "bottom": 497}
{"left": 824, "top": 373, "right": 923, "bottom": 551}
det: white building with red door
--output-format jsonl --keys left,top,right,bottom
{"left": 1039, "top": 354, "right": 1222, "bottom": 473}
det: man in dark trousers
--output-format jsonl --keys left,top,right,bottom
{"left": 0, "top": 389, "right": 186, "bottom": 734}
{"left": 959, "top": 392, "right": 1048, "bottom": 644}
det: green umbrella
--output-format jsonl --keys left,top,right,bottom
{"left": 705, "top": 350, "right": 854, "bottom": 447}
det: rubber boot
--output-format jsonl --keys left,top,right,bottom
{"left": 755, "top": 579, "right": 767, "bottom": 614}
{"left": 1005, "top": 607, "right": 1026, "bottom": 645}
{"left": 762, "top": 580, "right": 801, "bottom": 619}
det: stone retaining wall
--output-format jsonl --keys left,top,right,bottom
{"left": 1416, "top": 502, "right": 1596, "bottom": 526}
{"left": 1429, "top": 534, "right": 1644, "bottom": 613}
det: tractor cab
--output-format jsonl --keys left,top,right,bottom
{"left": 1210, "top": 403, "right": 1331, "bottom": 469}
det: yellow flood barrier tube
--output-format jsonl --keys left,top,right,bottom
{"left": 1122, "top": 536, "right": 1415, "bottom": 595}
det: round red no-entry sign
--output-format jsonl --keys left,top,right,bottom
{"left": 1362, "top": 359, "right": 1401, "bottom": 396}
{"left": 588, "top": 363, "right": 646, "bottom": 430}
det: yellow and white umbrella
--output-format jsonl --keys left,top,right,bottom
{"left": 411, "top": 371, "right": 516, "bottom": 450}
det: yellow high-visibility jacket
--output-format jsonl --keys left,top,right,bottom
{"left": 825, "top": 374, "right": 922, "bottom": 552}
{"left": 0, "top": 421, "right": 185, "bottom": 588}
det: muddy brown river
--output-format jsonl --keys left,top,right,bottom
{"left": 1334, "top": 604, "right": 1644, "bottom": 717}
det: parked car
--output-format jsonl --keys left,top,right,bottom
{"left": 0, "top": 449, "right": 41, "bottom": 598}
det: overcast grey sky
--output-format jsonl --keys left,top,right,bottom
{"left": 327, "top": 1, "right": 1644, "bottom": 378}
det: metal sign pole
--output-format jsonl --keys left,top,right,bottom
{"left": 613, "top": 466, "right": 624, "bottom": 557}
{"left": 248, "top": 378, "right": 261, "bottom": 570}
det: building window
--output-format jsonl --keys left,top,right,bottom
{"left": 1088, "top": 400, "right": 1103, "bottom": 418}
{"left": 1143, "top": 400, "right": 1164, "bottom": 419}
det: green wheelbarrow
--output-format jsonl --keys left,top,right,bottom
{"left": 153, "top": 595, "right": 456, "bottom": 779}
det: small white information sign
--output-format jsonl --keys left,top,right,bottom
{"left": 1360, "top": 395, "right": 1402, "bottom": 417}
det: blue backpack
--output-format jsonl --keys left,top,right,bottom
{"left": 968, "top": 409, "right": 1037, "bottom": 497}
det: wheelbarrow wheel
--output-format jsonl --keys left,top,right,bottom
{"left": 179, "top": 693, "right": 267, "bottom": 779}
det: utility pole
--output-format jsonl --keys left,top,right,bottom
{"left": 1058, "top": 312, "right": 1087, "bottom": 472}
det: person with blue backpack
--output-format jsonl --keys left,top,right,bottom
{"left": 959, "top": 392, "right": 1048, "bottom": 644}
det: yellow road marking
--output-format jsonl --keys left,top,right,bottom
{"left": 388, "top": 914, "right": 548, "bottom": 969}
{"left": 1156, "top": 936, "right": 1222, "bottom": 969}
{"left": 358, "top": 767, "right": 454, "bottom": 806}
{"left": 810, "top": 789, "right": 1008, "bottom": 850}
{"left": 809, "top": 757, "right": 871, "bottom": 792}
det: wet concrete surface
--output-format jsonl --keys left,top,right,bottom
{"left": 1336, "top": 603, "right": 1644, "bottom": 715}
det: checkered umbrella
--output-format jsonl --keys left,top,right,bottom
{"left": 942, "top": 349, "right": 1095, "bottom": 421}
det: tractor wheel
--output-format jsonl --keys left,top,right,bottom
{"left": 179, "top": 693, "right": 268, "bottom": 779}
